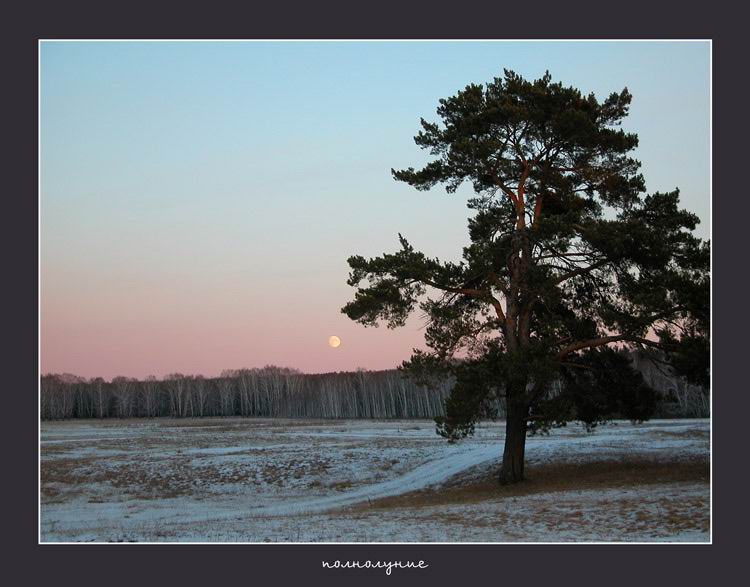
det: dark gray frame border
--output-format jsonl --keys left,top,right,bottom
{"left": 5, "top": 0, "right": 744, "bottom": 584}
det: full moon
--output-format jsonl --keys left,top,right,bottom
{"left": 328, "top": 335, "right": 341, "bottom": 348}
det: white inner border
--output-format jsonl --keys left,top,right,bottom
{"left": 38, "top": 38, "right": 713, "bottom": 547}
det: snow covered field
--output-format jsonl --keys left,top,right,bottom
{"left": 40, "top": 418, "right": 710, "bottom": 542}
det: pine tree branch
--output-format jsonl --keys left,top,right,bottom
{"left": 417, "top": 278, "right": 506, "bottom": 325}
{"left": 557, "top": 334, "right": 663, "bottom": 359}
{"left": 552, "top": 258, "right": 611, "bottom": 285}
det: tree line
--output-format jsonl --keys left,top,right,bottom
{"left": 40, "top": 353, "right": 706, "bottom": 421}
{"left": 630, "top": 351, "right": 709, "bottom": 418}
{"left": 40, "top": 367, "right": 454, "bottom": 420}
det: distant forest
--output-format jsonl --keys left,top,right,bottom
{"left": 40, "top": 352, "right": 708, "bottom": 421}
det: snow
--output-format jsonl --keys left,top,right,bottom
{"left": 40, "top": 418, "right": 709, "bottom": 542}
{"left": 253, "top": 443, "right": 500, "bottom": 515}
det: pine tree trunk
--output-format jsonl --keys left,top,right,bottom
{"left": 499, "top": 398, "right": 529, "bottom": 484}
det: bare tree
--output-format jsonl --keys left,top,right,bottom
{"left": 112, "top": 376, "right": 136, "bottom": 418}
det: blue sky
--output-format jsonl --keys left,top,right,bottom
{"left": 40, "top": 41, "right": 711, "bottom": 378}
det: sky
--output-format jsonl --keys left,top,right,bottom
{"left": 40, "top": 41, "right": 711, "bottom": 380}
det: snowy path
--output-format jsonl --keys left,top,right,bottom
{"left": 255, "top": 444, "right": 499, "bottom": 516}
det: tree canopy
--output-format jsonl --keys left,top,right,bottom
{"left": 342, "top": 70, "right": 710, "bottom": 483}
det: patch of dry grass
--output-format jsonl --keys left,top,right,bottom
{"left": 356, "top": 457, "right": 710, "bottom": 511}
{"left": 651, "top": 428, "right": 710, "bottom": 440}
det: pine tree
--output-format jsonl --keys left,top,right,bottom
{"left": 342, "top": 70, "right": 709, "bottom": 484}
